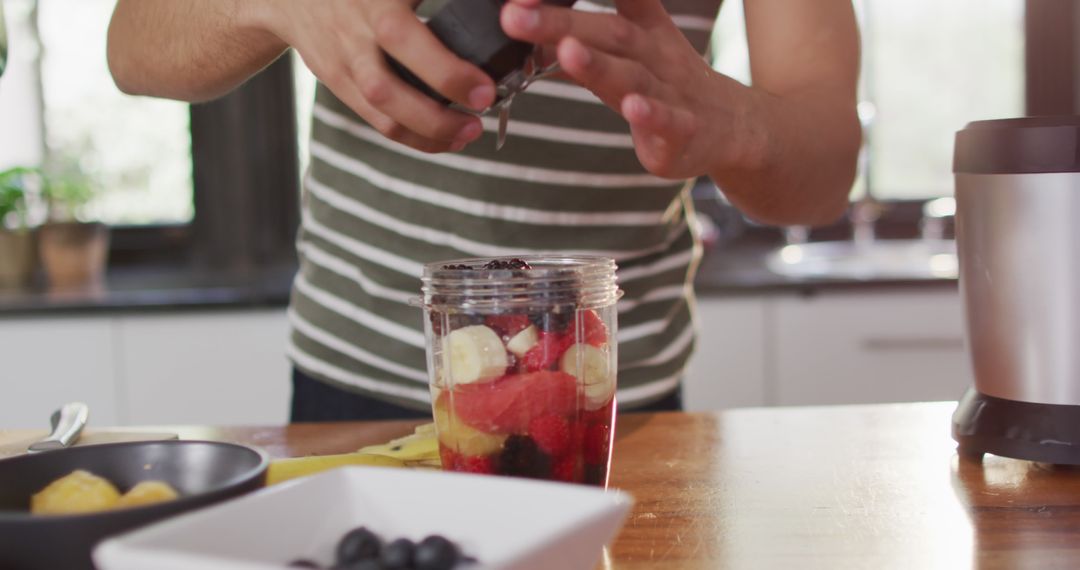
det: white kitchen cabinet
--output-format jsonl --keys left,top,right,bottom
{"left": 683, "top": 297, "right": 768, "bottom": 411}
{"left": 117, "top": 310, "right": 290, "bottom": 426}
{"left": 771, "top": 289, "right": 971, "bottom": 406}
{"left": 0, "top": 287, "right": 970, "bottom": 428}
{"left": 0, "top": 317, "right": 118, "bottom": 429}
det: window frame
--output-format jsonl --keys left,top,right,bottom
{"left": 107, "top": 55, "right": 300, "bottom": 273}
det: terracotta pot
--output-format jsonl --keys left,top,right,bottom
{"left": 0, "top": 228, "right": 35, "bottom": 289}
{"left": 38, "top": 222, "right": 109, "bottom": 290}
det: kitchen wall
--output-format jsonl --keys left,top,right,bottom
{"left": 0, "top": 285, "right": 970, "bottom": 429}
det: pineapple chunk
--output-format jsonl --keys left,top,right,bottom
{"left": 31, "top": 470, "right": 121, "bottom": 515}
{"left": 116, "top": 480, "right": 179, "bottom": 509}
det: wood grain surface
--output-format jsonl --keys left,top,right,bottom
{"left": 163, "top": 402, "right": 1080, "bottom": 569}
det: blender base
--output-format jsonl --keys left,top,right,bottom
{"left": 953, "top": 387, "right": 1080, "bottom": 465}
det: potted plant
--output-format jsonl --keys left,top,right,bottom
{"left": 0, "top": 167, "right": 36, "bottom": 288}
{"left": 38, "top": 166, "right": 109, "bottom": 290}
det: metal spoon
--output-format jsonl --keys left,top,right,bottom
{"left": 28, "top": 402, "right": 89, "bottom": 453}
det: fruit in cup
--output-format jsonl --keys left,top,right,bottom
{"left": 579, "top": 309, "right": 609, "bottom": 347}
{"left": 484, "top": 314, "right": 532, "bottom": 339}
{"left": 504, "top": 324, "right": 539, "bottom": 356}
{"left": 451, "top": 370, "right": 577, "bottom": 434}
{"left": 443, "top": 325, "right": 508, "bottom": 384}
{"left": 559, "top": 343, "right": 615, "bottom": 410}
{"left": 519, "top": 331, "right": 572, "bottom": 372}
{"left": 433, "top": 392, "right": 506, "bottom": 456}
{"left": 429, "top": 261, "right": 614, "bottom": 485}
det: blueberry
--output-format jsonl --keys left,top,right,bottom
{"left": 336, "top": 527, "right": 382, "bottom": 566}
{"left": 499, "top": 435, "right": 553, "bottom": 479}
{"left": 414, "top": 535, "right": 461, "bottom": 570}
{"left": 287, "top": 560, "right": 321, "bottom": 568}
{"left": 334, "top": 561, "right": 381, "bottom": 570}
{"left": 441, "top": 264, "right": 475, "bottom": 270}
{"left": 531, "top": 311, "right": 573, "bottom": 334}
{"left": 379, "top": 538, "right": 415, "bottom": 569}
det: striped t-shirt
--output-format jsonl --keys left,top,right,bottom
{"left": 287, "top": 0, "right": 723, "bottom": 411}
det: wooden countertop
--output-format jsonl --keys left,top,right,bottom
{"left": 169, "top": 402, "right": 1080, "bottom": 569}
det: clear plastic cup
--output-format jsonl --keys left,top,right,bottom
{"left": 419, "top": 256, "right": 621, "bottom": 486}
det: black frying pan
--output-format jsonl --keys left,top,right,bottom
{"left": 0, "top": 440, "right": 269, "bottom": 570}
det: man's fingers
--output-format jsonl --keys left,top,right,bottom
{"left": 613, "top": 0, "right": 671, "bottom": 26}
{"left": 623, "top": 94, "right": 697, "bottom": 178}
{"left": 363, "top": 1, "right": 495, "bottom": 111}
{"left": 502, "top": 3, "right": 644, "bottom": 60}
{"left": 326, "top": 70, "right": 477, "bottom": 153}
{"left": 622, "top": 93, "right": 695, "bottom": 141}
{"left": 343, "top": 48, "right": 484, "bottom": 143}
{"left": 556, "top": 37, "right": 661, "bottom": 110}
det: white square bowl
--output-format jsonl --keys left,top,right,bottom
{"left": 94, "top": 467, "right": 634, "bottom": 570}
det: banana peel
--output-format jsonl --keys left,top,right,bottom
{"left": 266, "top": 423, "right": 442, "bottom": 486}
{"left": 356, "top": 422, "right": 441, "bottom": 469}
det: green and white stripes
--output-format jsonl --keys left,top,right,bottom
{"left": 289, "top": 0, "right": 722, "bottom": 410}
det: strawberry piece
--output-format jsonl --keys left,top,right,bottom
{"left": 453, "top": 371, "right": 579, "bottom": 433}
{"left": 583, "top": 421, "right": 612, "bottom": 465}
{"left": 458, "top": 455, "right": 495, "bottom": 474}
{"left": 552, "top": 455, "right": 577, "bottom": 482}
{"left": 578, "top": 309, "right": 609, "bottom": 347}
{"left": 485, "top": 314, "right": 532, "bottom": 338}
{"left": 528, "top": 414, "right": 571, "bottom": 457}
{"left": 583, "top": 398, "right": 616, "bottom": 425}
{"left": 439, "top": 447, "right": 461, "bottom": 471}
{"left": 520, "top": 332, "right": 572, "bottom": 372}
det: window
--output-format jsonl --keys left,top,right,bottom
{"left": 858, "top": 0, "right": 1023, "bottom": 200}
{"left": 0, "top": 0, "right": 299, "bottom": 275}
{"left": 0, "top": 0, "right": 194, "bottom": 225}
{"left": 711, "top": 0, "right": 1026, "bottom": 203}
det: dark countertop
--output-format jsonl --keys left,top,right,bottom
{"left": 694, "top": 238, "right": 958, "bottom": 296}
{"left": 0, "top": 263, "right": 295, "bottom": 317}
{"left": 0, "top": 244, "right": 957, "bottom": 317}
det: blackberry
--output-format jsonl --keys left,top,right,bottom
{"left": 499, "top": 435, "right": 553, "bottom": 479}
{"left": 584, "top": 464, "right": 609, "bottom": 487}
{"left": 482, "top": 258, "right": 532, "bottom": 270}
{"left": 429, "top": 312, "right": 481, "bottom": 336}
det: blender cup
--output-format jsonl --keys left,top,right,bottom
{"left": 419, "top": 256, "right": 621, "bottom": 486}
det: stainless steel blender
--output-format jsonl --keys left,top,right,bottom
{"left": 952, "top": 116, "right": 1080, "bottom": 464}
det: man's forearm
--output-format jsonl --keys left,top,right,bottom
{"left": 709, "top": 0, "right": 860, "bottom": 228}
{"left": 108, "top": 0, "right": 286, "bottom": 102}
{"left": 711, "top": 83, "right": 860, "bottom": 228}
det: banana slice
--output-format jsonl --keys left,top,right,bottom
{"left": 560, "top": 343, "right": 615, "bottom": 410}
{"left": 505, "top": 324, "right": 539, "bottom": 357}
{"left": 444, "top": 325, "right": 509, "bottom": 385}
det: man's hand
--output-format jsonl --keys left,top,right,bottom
{"left": 109, "top": 0, "right": 499, "bottom": 153}
{"left": 500, "top": 0, "right": 861, "bottom": 227}
{"left": 501, "top": 0, "right": 744, "bottom": 180}
{"left": 260, "top": 0, "right": 495, "bottom": 153}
